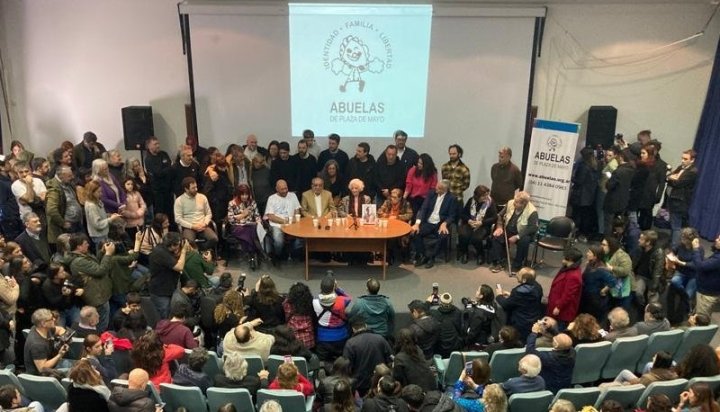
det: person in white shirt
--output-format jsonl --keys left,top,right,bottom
{"left": 264, "top": 179, "right": 301, "bottom": 262}
{"left": 410, "top": 180, "right": 456, "bottom": 268}
{"left": 11, "top": 161, "right": 47, "bottom": 220}
{"left": 174, "top": 176, "right": 217, "bottom": 250}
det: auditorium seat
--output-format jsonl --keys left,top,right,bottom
{"left": 571, "top": 341, "right": 612, "bottom": 385}
{"left": 636, "top": 378, "right": 688, "bottom": 409}
{"left": 508, "top": 390, "right": 554, "bottom": 412}
{"left": 601, "top": 335, "right": 648, "bottom": 380}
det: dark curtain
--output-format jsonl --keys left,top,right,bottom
{"left": 690, "top": 33, "right": 720, "bottom": 239}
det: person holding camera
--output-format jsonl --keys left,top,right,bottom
{"left": 23, "top": 308, "right": 72, "bottom": 375}
{"left": 65, "top": 233, "right": 115, "bottom": 332}
{"left": 148, "top": 232, "right": 190, "bottom": 319}
{"left": 42, "top": 262, "right": 83, "bottom": 327}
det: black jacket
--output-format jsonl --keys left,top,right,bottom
{"left": 143, "top": 151, "right": 173, "bottom": 192}
{"left": 171, "top": 161, "right": 203, "bottom": 197}
{"left": 108, "top": 387, "right": 155, "bottom": 412}
{"left": 666, "top": 165, "right": 698, "bottom": 214}
{"left": 343, "top": 330, "right": 393, "bottom": 393}
{"left": 430, "top": 305, "right": 463, "bottom": 358}
{"left": 270, "top": 157, "right": 299, "bottom": 192}
{"left": 628, "top": 162, "right": 659, "bottom": 210}
{"left": 374, "top": 160, "right": 406, "bottom": 196}
{"left": 361, "top": 394, "right": 410, "bottom": 412}
{"left": 463, "top": 302, "right": 504, "bottom": 347}
{"left": 527, "top": 333, "right": 575, "bottom": 394}
{"left": 409, "top": 316, "right": 440, "bottom": 359}
{"left": 214, "top": 374, "right": 267, "bottom": 403}
{"left": 604, "top": 162, "right": 636, "bottom": 213}
{"left": 570, "top": 161, "right": 598, "bottom": 207}
{"left": 496, "top": 281, "right": 544, "bottom": 341}
{"left": 417, "top": 391, "right": 464, "bottom": 412}
{"left": 392, "top": 350, "right": 437, "bottom": 391}
{"left": 346, "top": 156, "right": 377, "bottom": 197}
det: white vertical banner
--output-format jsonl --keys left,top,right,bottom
{"left": 524, "top": 119, "right": 580, "bottom": 222}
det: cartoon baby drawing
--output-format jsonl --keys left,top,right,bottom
{"left": 331, "top": 35, "right": 385, "bottom": 92}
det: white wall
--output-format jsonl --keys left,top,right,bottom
{"left": 533, "top": 3, "right": 720, "bottom": 165}
{"left": 0, "top": 0, "right": 189, "bottom": 157}
{"left": 0, "top": 1, "right": 718, "bottom": 171}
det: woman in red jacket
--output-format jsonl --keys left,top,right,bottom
{"left": 268, "top": 362, "right": 315, "bottom": 398}
{"left": 130, "top": 330, "right": 185, "bottom": 389}
{"left": 546, "top": 248, "right": 584, "bottom": 330}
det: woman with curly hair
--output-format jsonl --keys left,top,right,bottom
{"left": 213, "top": 289, "right": 245, "bottom": 354}
{"left": 676, "top": 344, "right": 720, "bottom": 380}
{"left": 566, "top": 313, "right": 603, "bottom": 346}
{"left": 246, "top": 275, "right": 285, "bottom": 333}
{"left": 283, "top": 282, "right": 317, "bottom": 350}
{"left": 130, "top": 331, "right": 185, "bottom": 389}
{"left": 269, "top": 362, "right": 314, "bottom": 397}
{"left": 392, "top": 328, "right": 436, "bottom": 391}
{"left": 67, "top": 358, "right": 111, "bottom": 411}
{"left": 482, "top": 384, "right": 508, "bottom": 412}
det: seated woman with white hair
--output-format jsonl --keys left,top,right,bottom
{"left": 338, "top": 178, "right": 371, "bottom": 218}
{"left": 213, "top": 352, "right": 270, "bottom": 403}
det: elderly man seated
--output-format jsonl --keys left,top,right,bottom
{"left": 604, "top": 307, "right": 638, "bottom": 342}
{"left": 500, "top": 354, "right": 545, "bottom": 396}
{"left": 410, "top": 179, "right": 456, "bottom": 269}
{"left": 489, "top": 191, "right": 539, "bottom": 274}
{"left": 301, "top": 177, "right": 336, "bottom": 219}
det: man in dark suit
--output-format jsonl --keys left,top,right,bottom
{"left": 666, "top": 149, "right": 698, "bottom": 246}
{"left": 15, "top": 212, "right": 51, "bottom": 265}
{"left": 411, "top": 179, "right": 456, "bottom": 268}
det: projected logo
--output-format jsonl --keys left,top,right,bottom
{"left": 324, "top": 21, "right": 392, "bottom": 93}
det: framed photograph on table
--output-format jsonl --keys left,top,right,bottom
{"left": 361, "top": 204, "right": 378, "bottom": 225}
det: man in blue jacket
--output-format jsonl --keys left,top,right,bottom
{"left": 495, "top": 267, "right": 544, "bottom": 342}
{"left": 526, "top": 323, "right": 575, "bottom": 394}
{"left": 348, "top": 277, "right": 395, "bottom": 339}
{"left": 411, "top": 179, "right": 456, "bottom": 269}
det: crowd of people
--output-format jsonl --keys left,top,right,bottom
{"left": 0, "top": 128, "right": 714, "bottom": 412}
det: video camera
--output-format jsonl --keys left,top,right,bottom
{"left": 51, "top": 329, "right": 76, "bottom": 352}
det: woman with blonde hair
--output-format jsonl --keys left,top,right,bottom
{"left": 483, "top": 384, "right": 508, "bottom": 412}
{"left": 92, "top": 158, "right": 126, "bottom": 215}
{"left": 213, "top": 289, "right": 245, "bottom": 354}
{"left": 84, "top": 180, "right": 123, "bottom": 249}
{"left": 268, "top": 362, "right": 314, "bottom": 397}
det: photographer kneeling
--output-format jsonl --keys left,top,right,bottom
{"left": 24, "top": 308, "right": 74, "bottom": 375}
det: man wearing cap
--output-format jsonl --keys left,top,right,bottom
{"left": 526, "top": 322, "right": 575, "bottom": 394}
{"left": 430, "top": 292, "right": 462, "bottom": 358}
{"left": 73, "top": 131, "right": 107, "bottom": 170}
{"left": 408, "top": 299, "right": 439, "bottom": 359}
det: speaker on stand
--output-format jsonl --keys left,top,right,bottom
{"left": 586, "top": 105, "right": 617, "bottom": 149}
{"left": 121, "top": 106, "right": 154, "bottom": 151}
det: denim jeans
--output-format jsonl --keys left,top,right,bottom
{"left": 669, "top": 211, "right": 686, "bottom": 247}
{"left": 150, "top": 295, "right": 171, "bottom": 319}
{"left": 670, "top": 272, "right": 697, "bottom": 300}
{"left": 96, "top": 301, "right": 110, "bottom": 332}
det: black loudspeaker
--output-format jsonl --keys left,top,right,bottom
{"left": 121, "top": 106, "right": 154, "bottom": 150}
{"left": 586, "top": 106, "right": 617, "bottom": 149}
